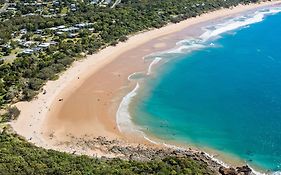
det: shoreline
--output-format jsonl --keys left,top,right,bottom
{"left": 117, "top": 1, "right": 281, "bottom": 172}
{"left": 11, "top": 0, "right": 281, "bottom": 171}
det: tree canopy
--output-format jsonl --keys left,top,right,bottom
{"left": 0, "top": 131, "right": 214, "bottom": 175}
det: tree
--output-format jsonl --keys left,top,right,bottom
{"left": 4, "top": 106, "right": 21, "bottom": 121}
{"left": 119, "top": 36, "right": 128, "bottom": 42}
{"left": 28, "top": 78, "right": 44, "bottom": 91}
{"left": 110, "top": 40, "right": 118, "bottom": 46}
{"left": 0, "top": 0, "right": 262, "bottom": 110}
{"left": 22, "top": 88, "right": 37, "bottom": 101}
{"left": 37, "top": 67, "right": 56, "bottom": 80}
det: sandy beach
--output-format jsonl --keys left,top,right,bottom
{"left": 11, "top": 0, "right": 281, "bottom": 159}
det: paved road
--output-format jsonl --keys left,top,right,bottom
{"left": 111, "top": 0, "right": 121, "bottom": 8}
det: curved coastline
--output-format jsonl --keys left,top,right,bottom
{"left": 118, "top": 3, "right": 281, "bottom": 174}
{"left": 10, "top": 0, "right": 281, "bottom": 172}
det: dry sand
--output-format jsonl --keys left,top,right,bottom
{"left": 11, "top": 1, "right": 281, "bottom": 157}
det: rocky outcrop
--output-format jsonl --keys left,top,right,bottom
{"left": 219, "top": 165, "right": 252, "bottom": 175}
{"left": 219, "top": 167, "right": 237, "bottom": 175}
{"left": 55, "top": 135, "right": 253, "bottom": 175}
{"left": 236, "top": 165, "right": 252, "bottom": 174}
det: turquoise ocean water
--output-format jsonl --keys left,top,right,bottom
{"left": 127, "top": 6, "right": 281, "bottom": 173}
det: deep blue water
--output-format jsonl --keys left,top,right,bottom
{"left": 132, "top": 9, "right": 281, "bottom": 172}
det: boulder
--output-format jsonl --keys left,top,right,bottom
{"left": 219, "top": 165, "right": 252, "bottom": 175}
{"left": 236, "top": 165, "right": 252, "bottom": 175}
{"left": 219, "top": 166, "right": 237, "bottom": 175}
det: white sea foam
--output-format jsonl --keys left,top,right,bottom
{"left": 116, "top": 83, "right": 140, "bottom": 133}
{"left": 250, "top": 167, "right": 268, "bottom": 175}
{"left": 161, "top": 142, "right": 232, "bottom": 169}
{"left": 249, "top": 165, "right": 281, "bottom": 175}
{"left": 116, "top": 5, "right": 281, "bottom": 175}
{"left": 164, "top": 7, "right": 281, "bottom": 55}
{"left": 160, "top": 6, "right": 281, "bottom": 55}
{"left": 142, "top": 134, "right": 160, "bottom": 145}
{"left": 166, "top": 43, "right": 205, "bottom": 54}
{"left": 176, "top": 38, "right": 203, "bottom": 46}
{"left": 200, "top": 6, "right": 281, "bottom": 41}
{"left": 203, "top": 152, "right": 230, "bottom": 168}
{"left": 128, "top": 72, "right": 143, "bottom": 80}
{"left": 147, "top": 57, "right": 162, "bottom": 75}
{"left": 142, "top": 134, "right": 233, "bottom": 169}
{"left": 200, "top": 16, "right": 263, "bottom": 41}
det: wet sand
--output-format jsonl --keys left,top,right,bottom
{"left": 12, "top": 1, "right": 281, "bottom": 157}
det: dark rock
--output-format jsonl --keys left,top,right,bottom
{"left": 109, "top": 146, "right": 120, "bottom": 153}
{"left": 219, "top": 166, "right": 237, "bottom": 175}
{"left": 236, "top": 165, "right": 252, "bottom": 175}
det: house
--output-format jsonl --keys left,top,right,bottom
{"left": 36, "top": 3, "right": 43, "bottom": 7}
{"left": 38, "top": 42, "right": 57, "bottom": 48}
{"left": 38, "top": 43, "right": 51, "bottom": 48}
{"left": 35, "top": 9, "right": 43, "bottom": 13}
{"left": 53, "top": 1, "right": 60, "bottom": 6}
{"left": 0, "top": 44, "right": 11, "bottom": 50}
{"left": 49, "top": 27, "right": 58, "bottom": 31}
{"left": 7, "top": 7, "right": 17, "bottom": 11}
{"left": 55, "top": 31, "right": 64, "bottom": 35}
{"left": 60, "top": 27, "right": 79, "bottom": 33}
{"left": 11, "top": 32, "right": 17, "bottom": 37}
{"left": 34, "top": 29, "right": 43, "bottom": 34}
{"left": 21, "top": 41, "right": 36, "bottom": 48}
{"left": 57, "top": 25, "right": 66, "bottom": 29}
{"left": 68, "top": 33, "right": 78, "bottom": 38}
{"left": 5, "top": 44, "right": 11, "bottom": 49}
{"left": 13, "top": 39, "right": 24, "bottom": 45}
{"left": 90, "top": 0, "right": 99, "bottom": 4}
{"left": 75, "top": 23, "right": 94, "bottom": 28}
{"left": 9, "top": 3, "right": 17, "bottom": 7}
{"left": 49, "top": 41, "right": 58, "bottom": 45}
{"left": 20, "top": 29, "right": 27, "bottom": 35}
{"left": 22, "top": 49, "right": 35, "bottom": 54}
{"left": 103, "top": 0, "right": 112, "bottom": 5}
{"left": 24, "top": 13, "right": 36, "bottom": 17}
{"left": 32, "top": 47, "right": 42, "bottom": 52}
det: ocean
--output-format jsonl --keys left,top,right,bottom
{"left": 118, "top": 5, "right": 281, "bottom": 173}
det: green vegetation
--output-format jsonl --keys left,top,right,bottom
{"left": 0, "top": 131, "right": 214, "bottom": 175}
{"left": 0, "top": 1, "right": 262, "bottom": 174}
{"left": 0, "top": 0, "right": 259, "bottom": 115}
{"left": 0, "top": 106, "right": 20, "bottom": 122}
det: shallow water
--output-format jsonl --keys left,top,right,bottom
{"left": 131, "top": 6, "right": 281, "bottom": 172}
